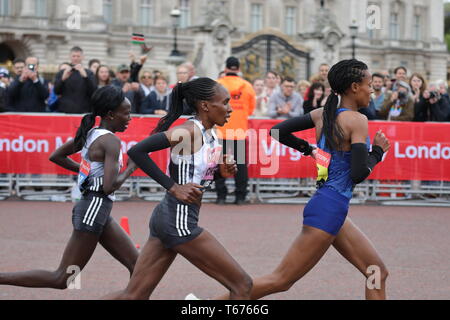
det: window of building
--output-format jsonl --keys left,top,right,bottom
{"left": 389, "top": 13, "right": 399, "bottom": 40}
{"left": 179, "top": 0, "right": 190, "bottom": 28}
{"left": 35, "top": 0, "right": 47, "bottom": 17}
{"left": 285, "top": 6, "right": 296, "bottom": 36}
{"left": 250, "top": 3, "right": 263, "bottom": 33}
{"left": 0, "top": 0, "right": 10, "bottom": 16}
{"left": 103, "top": 0, "right": 113, "bottom": 24}
{"left": 139, "top": 0, "right": 153, "bottom": 26}
{"left": 414, "top": 14, "right": 421, "bottom": 41}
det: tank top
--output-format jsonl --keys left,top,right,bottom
{"left": 316, "top": 108, "right": 370, "bottom": 199}
{"left": 167, "top": 118, "right": 222, "bottom": 190}
{"left": 77, "top": 128, "right": 123, "bottom": 201}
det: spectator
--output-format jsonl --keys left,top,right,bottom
{"left": 297, "top": 80, "right": 310, "bottom": 100}
{"left": 379, "top": 81, "right": 414, "bottom": 121}
{"left": 268, "top": 77, "right": 304, "bottom": 119}
{"left": 176, "top": 65, "right": 190, "bottom": 84}
{"left": 253, "top": 78, "right": 268, "bottom": 117}
{"left": 129, "top": 53, "right": 148, "bottom": 83}
{"left": 12, "top": 58, "right": 26, "bottom": 79}
{"left": 392, "top": 66, "right": 408, "bottom": 91}
{"left": 48, "top": 62, "right": 71, "bottom": 112}
{"left": 414, "top": 82, "right": 450, "bottom": 122}
{"left": 139, "top": 70, "right": 154, "bottom": 96}
{"left": 7, "top": 57, "right": 49, "bottom": 113}
{"left": 181, "top": 62, "right": 198, "bottom": 81}
{"left": 88, "top": 59, "right": 101, "bottom": 75}
{"left": 53, "top": 46, "right": 96, "bottom": 113}
{"left": 264, "top": 71, "right": 279, "bottom": 99}
{"left": 303, "top": 82, "right": 324, "bottom": 114}
{"left": 380, "top": 70, "right": 392, "bottom": 91}
{"left": 436, "top": 79, "right": 450, "bottom": 105}
{"left": 409, "top": 73, "right": 427, "bottom": 104}
{"left": 0, "top": 68, "right": 10, "bottom": 112}
{"left": 95, "top": 65, "right": 112, "bottom": 88}
{"left": 140, "top": 76, "right": 171, "bottom": 115}
{"left": 318, "top": 63, "right": 330, "bottom": 83}
{"left": 320, "top": 81, "right": 332, "bottom": 107}
{"left": 216, "top": 56, "right": 256, "bottom": 205}
{"left": 368, "top": 73, "right": 386, "bottom": 117}
{"left": 111, "top": 64, "right": 143, "bottom": 113}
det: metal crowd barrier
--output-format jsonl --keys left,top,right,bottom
{"left": 0, "top": 174, "right": 13, "bottom": 200}
{"left": 1, "top": 174, "right": 449, "bottom": 206}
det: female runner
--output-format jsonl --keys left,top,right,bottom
{"left": 0, "top": 86, "right": 139, "bottom": 289}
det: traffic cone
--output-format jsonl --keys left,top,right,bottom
{"left": 120, "top": 217, "right": 131, "bottom": 235}
{"left": 120, "top": 216, "right": 140, "bottom": 249}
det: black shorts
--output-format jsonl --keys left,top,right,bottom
{"left": 149, "top": 193, "right": 203, "bottom": 249}
{"left": 72, "top": 191, "right": 113, "bottom": 236}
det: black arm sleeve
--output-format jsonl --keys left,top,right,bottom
{"left": 127, "top": 132, "right": 176, "bottom": 191}
{"left": 351, "top": 144, "right": 384, "bottom": 184}
{"left": 270, "top": 113, "right": 315, "bottom": 155}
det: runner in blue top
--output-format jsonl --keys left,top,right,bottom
{"left": 212, "top": 59, "right": 391, "bottom": 300}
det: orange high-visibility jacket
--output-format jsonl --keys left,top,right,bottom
{"left": 216, "top": 75, "right": 256, "bottom": 141}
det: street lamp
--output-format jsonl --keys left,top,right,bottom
{"left": 349, "top": 22, "right": 358, "bottom": 59}
{"left": 170, "top": 7, "right": 181, "bottom": 57}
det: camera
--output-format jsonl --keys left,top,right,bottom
{"left": 69, "top": 63, "right": 76, "bottom": 71}
{"left": 28, "top": 64, "right": 36, "bottom": 72}
{"left": 429, "top": 91, "right": 440, "bottom": 100}
{"left": 397, "top": 91, "right": 407, "bottom": 100}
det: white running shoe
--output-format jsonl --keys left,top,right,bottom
{"left": 185, "top": 293, "right": 201, "bottom": 300}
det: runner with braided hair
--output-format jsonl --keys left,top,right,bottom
{"left": 0, "top": 85, "right": 139, "bottom": 290}
{"left": 209, "top": 59, "right": 390, "bottom": 300}
{"left": 103, "top": 77, "right": 253, "bottom": 300}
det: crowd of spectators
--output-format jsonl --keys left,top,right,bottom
{"left": 1, "top": 45, "right": 449, "bottom": 122}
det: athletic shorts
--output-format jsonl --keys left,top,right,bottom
{"left": 72, "top": 191, "right": 113, "bottom": 236}
{"left": 149, "top": 193, "right": 203, "bottom": 249}
{"left": 303, "top": 186, "right": 350, "bottom": 236}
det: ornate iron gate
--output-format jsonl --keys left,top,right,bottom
{"left": 232, "top": 34, "right": 311, "bottom": 82}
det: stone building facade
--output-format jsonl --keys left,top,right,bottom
{"left": 0, "top": 0, "right": 447, "bottom": 82}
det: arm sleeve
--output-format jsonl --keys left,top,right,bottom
{"left": 127, "top": 132, "right": 176, "bottom": 191}
{"left": 431, "top": 99, "right": 450, "bottom": 121}
{"left": 267, "top": 96, "right": 278, "bottom": 118}
{"left": 351, "top": 144, "right": 384, "bottom": 184}
{"left": 35, "top": 80, "right": 49, "bottom": 100}
{"left": 130, "top": 62, "right": 143, "bottom": 83}
{"left": 7, "top": 80, "right": 22, "bottom": 100}
{"left": 270, "top": 113, "right": 315, "bottom": 155}
{"left": 288, "top": 98, "right": 304, "bottom": 118}
{"left": 85, "top": 70, "right": 97, "bottom": 97}
{"left": 53, "top": 71, "right": 64, "bottom": 94}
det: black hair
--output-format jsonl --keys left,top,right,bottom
{"left": 282, "top": 76, "right": 296, "bottom": 84}
{"left": 322, "top": 59, "right": 368, "bottom": 150}
{"left": 70, "top": 46, "right": 83, "bottom": 53}
{"left": 372, "top": 73, "right": 384, "bottom": 80}
{"left": 74, "top": 85, "right": 125, "bottom": 150}
{"left": 152, "top": 77, "right": 219, "bottom": 134}
{"left": 13, "top": 58, "right": 25, "bottom": 65}
{"left": 307, "top": 82, "right": 325, "bottom": 101}
{"left": 394, "top": 66, "right": 407, "bottom": 75}
{"left": 89, "top": 59, "right": 101, "bottom": 68}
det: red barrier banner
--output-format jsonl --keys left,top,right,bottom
{"left": 1, "top": 114, "right": 450, "bottom": 181}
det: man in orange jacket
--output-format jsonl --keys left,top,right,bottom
{"left": 216, "top": 57, "right": 256, "bottom": 205}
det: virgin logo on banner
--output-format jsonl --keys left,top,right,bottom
{"left": 1, "top": 115, "right": 449, "bottom": 181}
